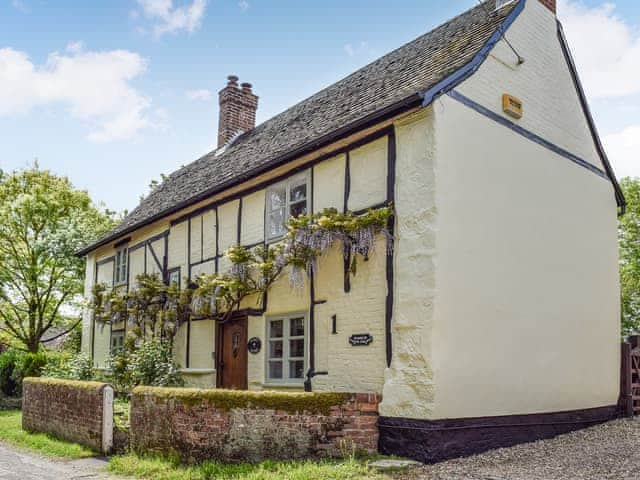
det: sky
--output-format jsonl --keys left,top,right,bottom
{"left": 1, "top": 0, "right": 639, "bottom": 214}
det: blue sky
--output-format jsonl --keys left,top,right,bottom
{"left": 1, "top": 0, "right": 639, "bottom": 213}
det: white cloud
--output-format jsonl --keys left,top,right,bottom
{"left": 137, "top": 0, "right": 207, "bottom": 37}
{"left": 558, "top": 0, "right": 640, "bottom": 99}
{"left": 0, "top": 45, "right": 157, "bottom": 142}
{"left": 12, "top": 0, "right": 29, "bottom": 13}
{"left": 604, "top": 125, "right": 640, "bottom": 179}
{"left": 186, "top": 88, "right": 212, "bottom": 101}
{"left": 238, "top": 0, "right": 249, "bottom": 12}
{"left": 343, "top": 41, "right": 369, "bottom": 57}
{"left": 558, "top": 1, "right": 640, "bottom": 178}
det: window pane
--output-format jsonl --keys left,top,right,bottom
{"left": 290, "top": 339, "right": 304, "bottom": 358}
{"left": 268, "top": 187, "right": 286, "bottom": 210}
{"left": 290, "top": 317, "right": 304, "bottom": 337}
{"left": 290, "top": 183, "right": 307, "bottom": 203}
{"left": 289, "top": 360, "right": 304, "bottom": 379}
{"left": 268, "top": 209, "right": 286, "bottom": 238}
{"left": 289, "top": 201, "right": 307, "bottom": 218}
{"left": 269, "top": 320, "right": 283, "bottom": 338}
{"left": 269, "top": 340, "right": 283, "bottom": 359}
{"left": 269, "top": 361, "right": 283, "bottom": 379}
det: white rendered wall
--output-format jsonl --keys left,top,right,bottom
{"left": 431, "top": 92, "right": 619, "bottom": 418}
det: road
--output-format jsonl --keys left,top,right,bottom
{"left": 0, "top": 443, "right": 113, "bottom": 480}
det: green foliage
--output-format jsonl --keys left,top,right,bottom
{"left": 108, "top": 453, "right": 379, "bottom": 480}
{"left": 60, "top": 324, "right": 83, "bottom": 354}
{"left": 620, "top": 178, "right": 640, "bottom": 337}
{"left": 0, "top": 350, "right": 20, "bottom": 396}
{"left": 13, "top": 351, "right": 49, "bottom": 395}
{"left": 128, "top": 340, "right": 184, "bottom": 388}
{"left": 0, "top": 167, "right": 117, "bottom": 352}
{"left": 41, "top": 352, "right": 94, "bottom": 381}
{"left": 0, "top": 410, "right": 96, "bottom": 458}
{"left": 0, "top": 349, "right": 78, "bottom": 396}
{"left": 107, "top": 345, "right": 133, "bottom": 392}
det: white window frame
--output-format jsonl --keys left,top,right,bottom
{"left": 265, "top": 172, "right": 310, "bottom": 242}
{"left": 168, "top": 268, "right": 181, "bottom": 288}
{"left": 110, "top": 330, "right": 125, "bottom": 353}
{"left": 265, "top": 313, "right": 308, "bottom": 385}
{"left": 114, "top": 247, "right": 128, "bottom": 286}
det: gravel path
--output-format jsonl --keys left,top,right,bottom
{"left": 402, "top": 417, "right": 640, "bottom": 480}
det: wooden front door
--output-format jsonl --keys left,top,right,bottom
{"left": 217, "top": 315, "right": 248, "bottom": 390}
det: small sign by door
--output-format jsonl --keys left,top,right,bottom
{"left": 349, "top": 333, "right": 373, "bottom": 346}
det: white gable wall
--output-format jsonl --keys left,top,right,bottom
{"left": 456, "top": 0, "right": 602, "bottom": 169}
{"left": 425, "top": 0, "right": 619, "bottom": 419}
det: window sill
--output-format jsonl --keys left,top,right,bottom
{"left": 262, "top": 382, "right": 305, "bottom": 389}
{"left": 180, "top": 368, "right": 216, "bottom": 375}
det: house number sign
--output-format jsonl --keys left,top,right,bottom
{"left": 349, "top": 333, "right": 373, "bottom": 346}
{"left": 247, "top": 337, "right": 261, "bottom": 354}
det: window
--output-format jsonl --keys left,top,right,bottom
{"left": 168, "top": 268, "right": 181, "bottom": 288}
{"left": 111, "top": 330, "right": 125, "bottom": 353}
{"left": 265, "top": 173, "right": 309, "bottom": 241}
{"left": 266, "top": 314, "right": 306, "bottom": 383}
{"left": 114, "top": 247, "right": 128, "bottom": 285}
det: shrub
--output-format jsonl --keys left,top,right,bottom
{"left": 0, "top": 349, "right": 49, "bottom": 397}
{"left": 12, "top": 351, "right": 48, "bottom": 393}
{"left": 42, "top": 352, "right": 94, "bottom": 381}
{"left": 0, "top": 350, "right": 20, "bottom": 397}
{"left": 128, "top": 341, "right": 183, "bottom": 388}
{"left": 106, "top": 347, "right": 133, "bottom": 392}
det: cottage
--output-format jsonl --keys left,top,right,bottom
{"left": 77, "top": 0, "right": 624, "bottom": 462}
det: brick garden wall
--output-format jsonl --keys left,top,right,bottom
{"left": 22, "top": 378, "right": 113, "bottom": 453}
{"left": 131, "top": 387, "right": 379, "bottom": 463}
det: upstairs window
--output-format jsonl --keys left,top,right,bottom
{"left": 265, "top": 173, "right": 309, "bottom": 241}
{"left": 111, "top": 330, "right": 125, "bottom": 353}
{"left": 266, "top": 314, "right": 307, "bottom": 384}
{"left": 114, "top": 247, "right": 128, "bottom": 285}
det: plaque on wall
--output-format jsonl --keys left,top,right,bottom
{"left": 247, "top": 337, "right": 262, "bottom": 354}
{"left": 349, "top": 333, "right": 373, "bottom": 346}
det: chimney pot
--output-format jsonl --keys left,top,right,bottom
{"left": 217, "top": 76, "right": 258, "bottom": 148}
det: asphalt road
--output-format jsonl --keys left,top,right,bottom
{"left": 0, "top": 443, "right": 112, "bottom": 480}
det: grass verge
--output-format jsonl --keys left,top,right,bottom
{"left": 108, "top": 453, "right": 382, "bottom": 480}
{"left": 0, "top": 410, "right": 95, "bottom": 459}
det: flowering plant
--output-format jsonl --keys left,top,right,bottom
{"left": 91, "top": 205, "right": 393, "bottom": 335}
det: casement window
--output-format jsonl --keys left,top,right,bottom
{"left": 110, "top": 330, "right": 125, "bottom": 353}
{"left": 168, "top": 268, "right": 181, "bottom": 288}
{"left": 114, "top": 247, "right": 128, "bottom": 285}
{"left": 265, "top": 173, "right": 309, "bottom": 241}
{"left": 266, "top": 314, "right": 307, "bottom": 384}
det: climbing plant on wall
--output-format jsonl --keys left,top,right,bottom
{"left": 90, "top": 206, "right": 393, "bottom": 343}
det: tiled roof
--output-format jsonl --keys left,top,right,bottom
{"left": 79, "top": 0, "right": 516, "bottom": 255}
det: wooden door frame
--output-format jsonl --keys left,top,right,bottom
{"left": 215, "top": 310, "right": 249, "bottom": 389}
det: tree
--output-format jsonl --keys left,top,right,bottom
{"left": 0, "top": 167, "right": 116, "bottom": 352}
{"left": 619, "top": 177, "right": 640, "bottom": 337}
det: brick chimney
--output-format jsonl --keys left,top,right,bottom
{"left": 538, "top": 0, "right": 556, "bottom": 13}
{"left": 217, "top": 75, "right": 258, "bottom": 148}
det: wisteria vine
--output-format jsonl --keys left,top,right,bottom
{"left": 90, "top": 206, "right": 393, "bottom": 341}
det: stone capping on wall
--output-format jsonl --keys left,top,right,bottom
{"left": 22, "top": 377, "right": 114, "bottom": 454}
{"left": 130, "top": 387, "right": 380, "bottom": 463}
